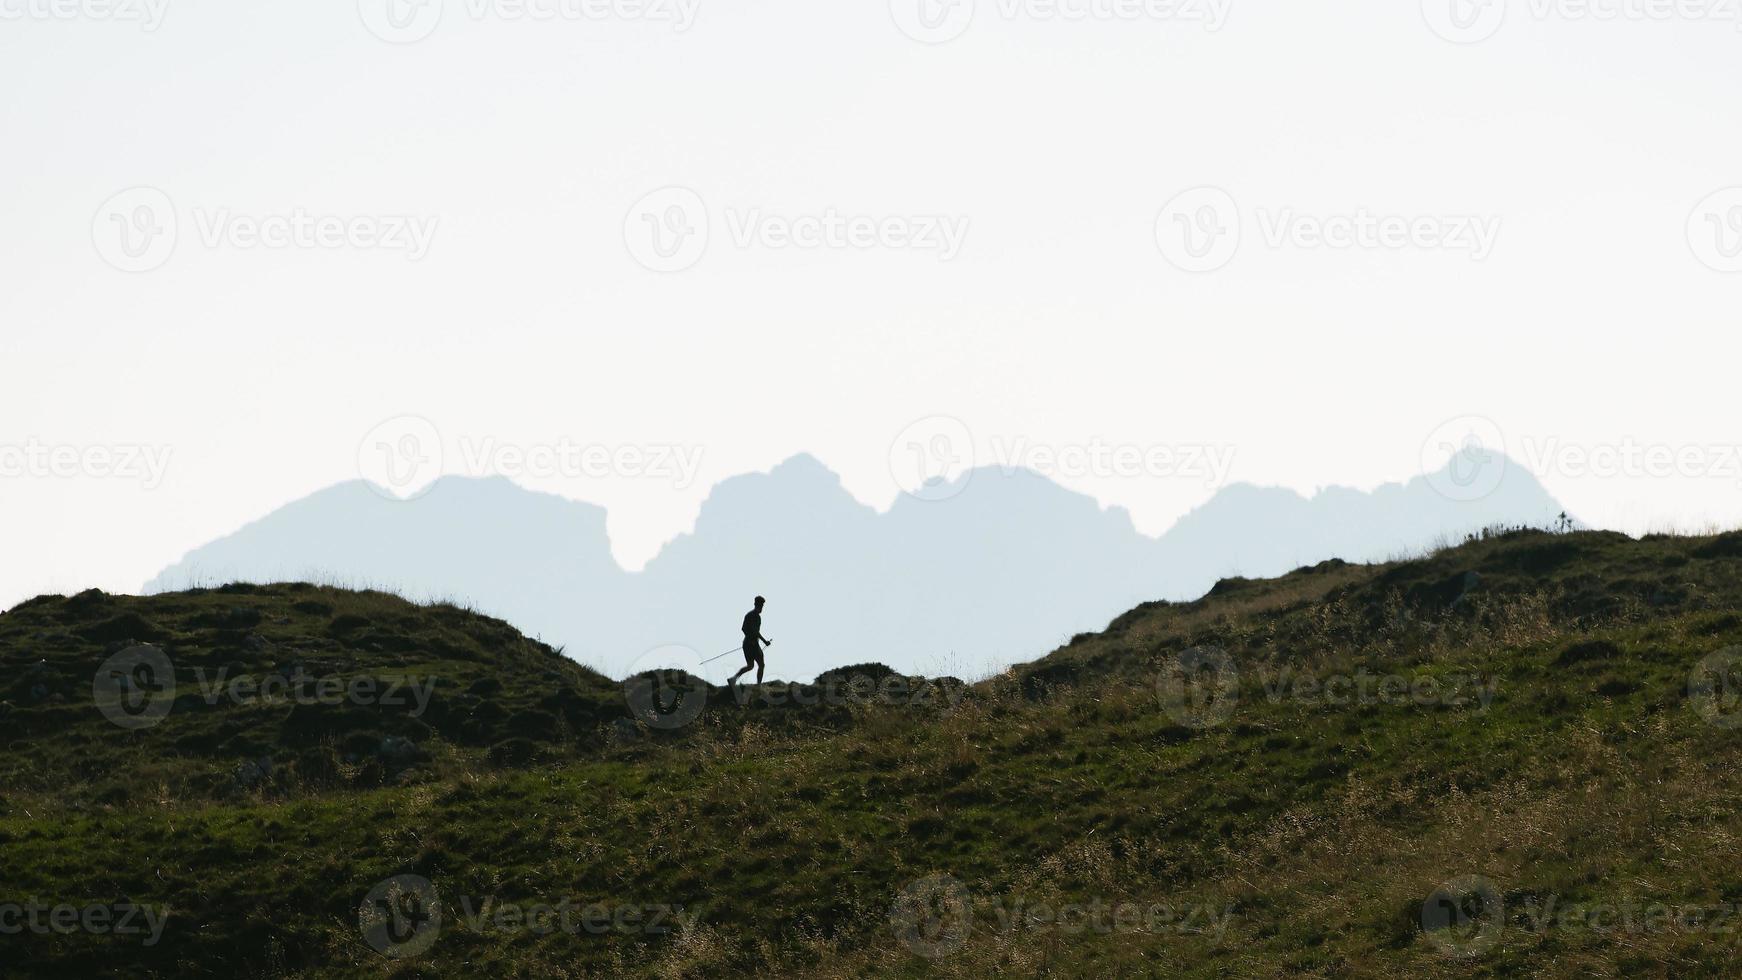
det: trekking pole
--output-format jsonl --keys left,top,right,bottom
{"left": 699, "top": 646, "right": 744, "bottom": 665}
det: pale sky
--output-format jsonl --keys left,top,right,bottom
{"left": 3, "top": 0, "right": 1740, "bottom": 611}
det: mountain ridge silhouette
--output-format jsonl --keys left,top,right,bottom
{"left": 144, "top": 454, "right": 1568, "bottom": 680}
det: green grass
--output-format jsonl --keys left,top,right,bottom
{"left": 5, "top": 529, "right": 1742, "bottom": 976}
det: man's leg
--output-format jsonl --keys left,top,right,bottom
{"left": 730, "top": 648, "right": 756, "bottom": 687}
{"left": 755, "top": 650, "right": 765, "bottom": 685}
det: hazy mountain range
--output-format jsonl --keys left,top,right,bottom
{"left": 144, "top": 455, "right": 1567, "bottom": 681}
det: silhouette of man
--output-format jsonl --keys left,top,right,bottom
{"left": 729, "top": 596, "right": 772, "bottom": 690}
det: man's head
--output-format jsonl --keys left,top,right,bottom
{"left": 754, "top": 596, "right": 765, "bottom": 609}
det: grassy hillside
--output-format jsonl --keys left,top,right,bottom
{"left": 5, "top": 529, "right": 1742, "bottom": 976}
